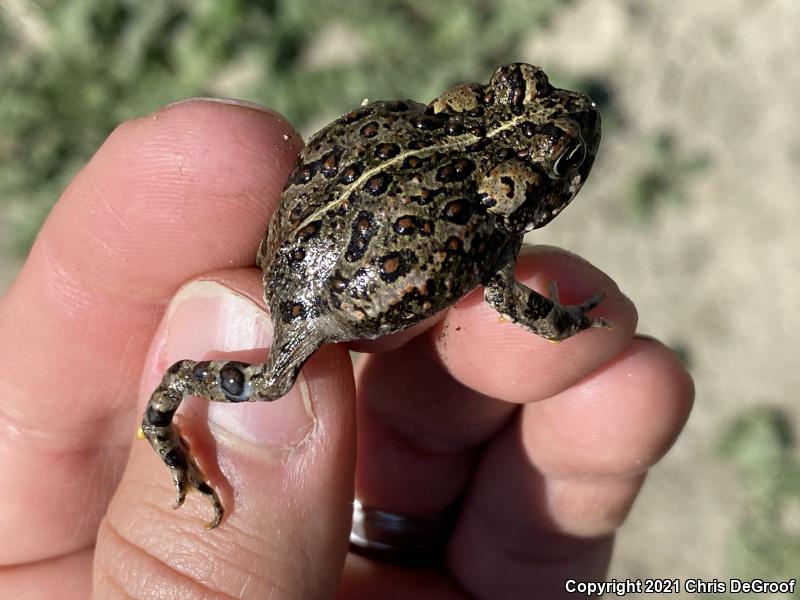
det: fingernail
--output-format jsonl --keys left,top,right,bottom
{"left": 142, "top": 279, "right": 314, "bottom": 447}
{"left": 162, "top": 97, "right": 282, "bottom": 116}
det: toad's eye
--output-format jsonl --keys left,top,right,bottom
{"left": 553, "top": 139, "right": 586, "bottom": 177}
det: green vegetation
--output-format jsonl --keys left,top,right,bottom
{"left": 0, "top": 0, "right": 567, "bottom": 253}
{"left": 625, "top": 131, "right": 710, "bottom": 220}
{"left": 717, "top": 407, "right": 800, "bottom": 582}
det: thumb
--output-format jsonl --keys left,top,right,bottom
{"left": 94, "top": 272, "right": 356, "bottom": 599}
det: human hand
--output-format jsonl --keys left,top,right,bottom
{"left": 0, "top": 99, "right": 693, "bottom": 599}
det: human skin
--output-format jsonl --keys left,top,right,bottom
{"left": 0, "top": 99, "right": 693, "bottom": 599}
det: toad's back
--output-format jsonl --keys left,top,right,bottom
{"left": 259, "top": 98, "right": 513, "bottom": 341}
{"left": 258, "top": 64, "right": 601, "bottom": 343}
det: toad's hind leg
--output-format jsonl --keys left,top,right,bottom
{"left": 140, "top": 324, "right": 324, "bottom": 528}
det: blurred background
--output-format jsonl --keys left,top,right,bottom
{"left": 1, "top": 0, "right": 798, "bottom": 596}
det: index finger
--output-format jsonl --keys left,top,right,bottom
{"left": 0, "top": 99, "right": 302, "bottom": 564}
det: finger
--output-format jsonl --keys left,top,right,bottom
{"left": 0, "top": 548, "right": 93, "bottom": 600}
{"left": 447, "top": 337, "right": 694, "bottom": 598}
{"left": 95, "top": 272, "right": 355, "bottom": 599}
{"left": 337, "top": 554, "right": 467, "bottom": 599}
{"left": 0, "top": 99, "right": 301, "bottom": 566}
{"left": 354, "top": 247, "right": 638, "bottom": 515}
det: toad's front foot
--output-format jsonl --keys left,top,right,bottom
{"left": 484, "top": 263, "right": 612, "bottom": 341}
{"left": 546, "top": 281, "right": 611, "bottom": 338}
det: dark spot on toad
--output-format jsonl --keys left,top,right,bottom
{"left": 341, "top": 107, "right": 370, "bottom": 124}
{"left": 341, "top": 163, "right": 363, "bottom": 184}
{"left": 282, "top": 301, "right": 307, "bottom": 323}
{"left": 375, "top": 143, "right": 400, "bottom": 159}
{"left": 320, "top": 151, "right": 340, "bottom": 178}
{"left": 378, "top": 250, "right": 418, "bottom": 283}
{"left": 393, "top": 215, "right": 419, "bottom": 235}
{"left": 346, "top": 210, "right": 378, "bottom": 261}
{"left": 445, "top": 237, "right": 464, "bottom": 252}
{"left": 500, "top": 176, "right": 516, "bottom": 198}
{"left": 331, "top": 272, "right": 348, "bottom": 293}
{"left": 436, "top": 159, "right": 475, "bottom": 183}
{"left": 146, "top": 405, "right": 173, "bottom": 428}
{"left": 403, "top": 156, "right": 425, "bottom": 169}
{"left": 293, "top": 162, "right": 315, "bottom": 184}
{"left": 296, "top": 221, "right": 321, "bottom": 242}
{"left": 220, "top": 361, "right": 248, "bottom": 400}
{"left": 364, "top": 172, "right": 393, "bottom": 196}
{"left": 412, "top": 115, "right": 442, "bottom": 130}
{"left": 288, "top": 246, "right": 306, "bottom": 265}
{"left": 167, "top": 362, "right": 183, "bottom": 375}
{"left": 385, "top": 100, "right": 410, "bottom": 112}
{"left": 164, "top": 449, "right": 187, "bottom": 469}
{"left": 360, "top": 122, "right": 380, "bottom": 138}
{"left": 442, "top": 199, "right": 475, "bottom": 224}
{"left": 192, "top": 361, "right": 212, "bottom": 382}
{"left": 445, "top": 121, "right": 465, "bottom": 135}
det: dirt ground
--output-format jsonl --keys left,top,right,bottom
{"left": 525, "top": 0, "right": 800, "bottom": 594}
{"left": 1, "top": 0, "right": 798, "bottom": 596}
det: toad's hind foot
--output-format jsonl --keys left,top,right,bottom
{"left": 140, "top": 400, "right": 224, "bottom": 528}
{"left": 169, "top": 436, "right": 224, "bottom": 529}
{"left": 141, "top": 332, "right": 323, "bottom": 528}
{"left": 139, "top": 358, "right": 249, "bottom": 529}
